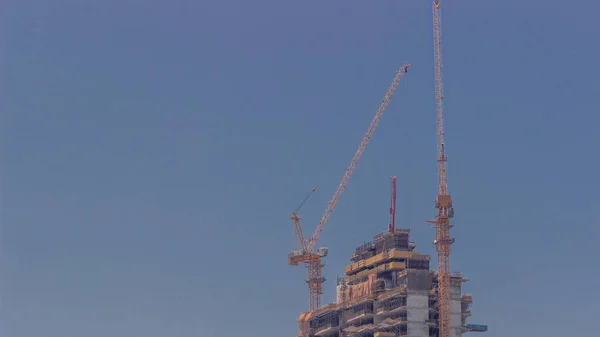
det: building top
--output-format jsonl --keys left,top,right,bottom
{"left": 351, "top": 228, "right": 416, "bottom": 262}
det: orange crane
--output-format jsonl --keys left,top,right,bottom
{"left": 425, "top": 1, "right": 454, "bottom": 337}
{"left": 288, "top": 64, "right": 411, "bottom": 312}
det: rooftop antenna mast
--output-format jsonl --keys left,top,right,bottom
{"left": 388, "top": 176, "right": 397, "bottom": 233}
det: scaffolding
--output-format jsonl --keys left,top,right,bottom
{"left": 297, "top": 230, "right": 486, "bottom": 337}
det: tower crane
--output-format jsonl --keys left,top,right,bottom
{"left": 426, "top": 1, "right": 455, "bottom": 337}
{"left": 288, "top": 64, "right": 411, "bottom": 312}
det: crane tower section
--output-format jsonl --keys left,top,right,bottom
{"left": 430, "top": 1, "right": 455, "bottom": 337}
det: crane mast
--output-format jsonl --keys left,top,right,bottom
{"left": 429, "top": 1, "right": 455, "bottom": 337}
{"left": 289, "top": 64, "right": 411, "bottom": 312}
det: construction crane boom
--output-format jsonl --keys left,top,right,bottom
{"left": 429, "top": 1, "right": 454, "bottom": 337}
{"left": 289, "top": 64, "right": 411, "bottom": 312}
{"left": 307, "top": 64, "right": 411, "bottom": 253}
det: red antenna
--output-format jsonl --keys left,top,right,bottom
{"left": 388, "top": 176, "right": 397, "bottom": 233}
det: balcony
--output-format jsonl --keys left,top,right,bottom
{"left": 346, "top": 310, "right": 375, "bottom": 325}
{"left": 466, "top": 324, "right": 488, "bottom": 332}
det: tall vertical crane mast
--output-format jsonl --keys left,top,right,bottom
{"left": 388, "top": 176, "right": 397, "bottom": 233}
{"left": 289, "top": 64, "right": 411, "bottom": 312}
{"left": 427, "top": 1, "right": 455, "bottom": 337}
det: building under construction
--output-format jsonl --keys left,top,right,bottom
{"left": 288, "top": 0, "right": 488, "bottom": 328}
{"left": 296, "top": 229, "right": 487, "bottom": 337}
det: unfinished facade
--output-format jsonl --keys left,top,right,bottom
{"left": 297, "top": 229, "right": 487, "bottom": 337}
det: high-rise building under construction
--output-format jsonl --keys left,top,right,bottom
{"left": 296, "top": 229, "right": 487, "bottom": 337}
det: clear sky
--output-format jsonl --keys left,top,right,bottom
{"left": 1, "top": 0, "right": 599, "bottom": 336}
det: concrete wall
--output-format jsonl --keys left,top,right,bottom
{"left": 450, "top": 283, "right": 463, "bottom": 337}
{"left": 407, "top": 293, "right": 428, "bottom": 337}
{"left": 336, "top": 284, "right": 344, "bottom": 303}
{"left": 406, "top": 270, "right": 432, "bottom": 291}
{"left": 450, "top": 298, "right": 463, "bottom": 337}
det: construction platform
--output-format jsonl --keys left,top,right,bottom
{"left": 296, "top": 229, "right": 487, "bottom": 337}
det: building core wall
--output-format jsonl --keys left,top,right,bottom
{"left": 407, "top": 293, "right": 428, "bottom": 337}
{"left": 450, "top": 282, "right": 463, "bottom": 337}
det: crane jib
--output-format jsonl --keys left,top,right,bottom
{"left": 288, "top": 64, "right": 412, "bottom": 312}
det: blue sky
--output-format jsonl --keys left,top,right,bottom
{"left": 1, "top": 0, "right": 599, "bottom": 336}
